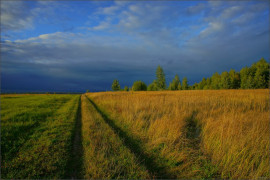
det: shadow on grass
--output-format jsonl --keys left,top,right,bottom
{"left": 65, "top": 96, "right": 84, "bottom": 179}
{"left": 185, "top": 111, "right": 201, "bottom": 148}
{"left": 86, "top": 96, "right": 175, "bottom": 179}
{"left": 184, "top": 111, "right": 220, "bottom": 178}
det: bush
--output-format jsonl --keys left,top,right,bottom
{"left": 147, "top": 82, "right": 159, "bottom": 91}
{"left": 124, "top": 86, "right": 129, "bottom": 91}
{"left": 132, "top": 81, "right": 147, "bottom": 91}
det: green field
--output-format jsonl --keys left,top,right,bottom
{"left": 1, "top": 90, "right": 269, "bottom": 179}
{"left": 1, "top": 94, "right": 80, "bottom": 179}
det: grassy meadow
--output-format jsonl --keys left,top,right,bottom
{"left": 1, "top": 94, "right": 80, "bottom": 179}
{"left": 1, "top": 90, "right": 269, "bottom": 179}
{"left": 86, "top": 89, "right": 269, "bottom": 179}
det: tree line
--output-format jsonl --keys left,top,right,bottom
{"left": 111, "top": 58, "right": 269, "bottom": 91}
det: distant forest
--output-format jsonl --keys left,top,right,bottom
{"left": 112, "top": 58, "right": 269, "bottom": 91}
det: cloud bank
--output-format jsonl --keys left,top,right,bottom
{"left": 1, "top": 1, "right": 269, "bottom": 92}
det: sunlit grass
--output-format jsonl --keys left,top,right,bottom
{"left": 1, "top": 90, "right": 268, "bottom": 179}
{"left": 87, "top": 89, "right": 269, "bottom": 179}
{"left": 81, "top": 95, "right": 150, "bottom": 179}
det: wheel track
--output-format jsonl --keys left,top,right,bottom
{"left": 65, "top": 95, "right": 84, "bottom": 179}
{"left": 85, "top": 95, "right": 175, "bottom": 179}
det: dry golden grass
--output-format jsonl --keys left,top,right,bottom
{"left": 81, "top": 95, "right": 150, "bottom": 179}
{"left": 86, "top": 89, "right": 269, "bottom": 179}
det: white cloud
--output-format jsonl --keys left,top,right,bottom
{"left": 96, "top": 1, "right": 128, "bottom": 15}
{"left": 1, "top": 1, "right": 269, "bottom": 92}
{"left": 91, "top": 17, "right": 112, "bottom": 30}
{"left": 14, "top": 32, "right": 76, "bottom": 44}
{"left": 102, "top": 5, "right": 120, "bottom": 14}
{"left": 232, "top": 13, "right": 256, "bottom": 25}
{"left": 187, "top": 3, "right": 205, "bottom": 14}
{"left": 0, "top": 1, "right": 34, "bottom": 31}
{"left": 1, "top": 0, "right": 73, "bottom": 33}
{"left": 199, "top": 22, "right": 224, "bottom": 37}
{"left": 221, "top": 6, "right": 242, "bottom": 19}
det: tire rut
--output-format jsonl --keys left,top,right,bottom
{"left": 184, "top": 111, "right": 220, "bottom": 178}
{"left": 65, "top": 95, "right": 84, "bottom": 179}
{"left": 86, "top": 96, "right": 175, "bottom": 179}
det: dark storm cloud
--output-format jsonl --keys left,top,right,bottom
{"left": 1, "top": 38, "right": 162, "bottom": 91}
{"left": 1, "top": 1, "right": 269, "bottom": 92}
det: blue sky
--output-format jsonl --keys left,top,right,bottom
{"left": 1, "top": 0, "right": 269, "bottom": 92}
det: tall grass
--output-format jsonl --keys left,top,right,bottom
{"left": 1, "top": 94, "right": 80, "bottom": 179}
{"left": 81, "top": 95, "right": 150, "bottom": 179}
{"left": 87, "top": 89, "right": 269, "bottom": 179}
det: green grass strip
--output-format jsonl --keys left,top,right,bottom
{"left": 1, "top": 95, "right": 80, "bottom": 179}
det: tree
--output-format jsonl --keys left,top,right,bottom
{"left": 182, "top": 77, "right": 189, "bottom": 90}
{"left": 220, "top": 71, "right": 231, "bottom": 89}
{"left": 168, "top": 83, "right": 173, "bottom": 90}
{"left": 198, "top": 77, "right": 207, "bottom": 89}
{"left": 210, "top": 72, "right": 221, "bottom": 89}
{"left": 229, "top": 69, "right": 240, "bottom": 89}
{"left": 205, "top": 78, "right": 211, "bottom": 89}
{"left": 111, "top": 79, "right": 120, "bottom": 91}
{"left": 124, "top": 86, "right": 129, "bottom": 91}
{"left": 190, "top": 58, "right": 268, "bottom": 90}
{"left": 193, "top": 82, "right": 199, "bottom": 90}
{"left": 240, "top": 67, "right": 249, "bottom": 89}
{"left": 132, "top": 81, "right": 147, "bottom": 91}
{"left": 178, "top": 82, "right": 182, "bottom": 90}
{"left": 148, "top": 80, "right": 159, "bottom": 91}
{"left": 240, "top": 66, "right": 255, "bottom": 89}
{"left": 156, "top": 65, "right": 166, "bottom": 90}
{"left": 246, "top": 76, "right": 255, "bottom": 89}
{"left": 254, "top": 58, "right": 269, "bottom": 88}
{"left": 168, "top": 74, "right": 181, "bottom": 90}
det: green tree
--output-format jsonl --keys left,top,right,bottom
{"left": 229, "top": 69, "right": 240, "bottom": 89}
{"left": 156, "top": 65, "right": 166, "bottom": 90}
{"left": 177, "top": 82, "right": 182, "bottom": 90}
{"left": 193, "top": 82, "right": 199, "bottom": 90}
{"left": 182, "top": 77, "right": 189, "bottom": 90}
{"left": 111, "top": 79, "right": 120, "bottom": 91}
{"left": 168, "top": 83, "right": 173, "bottom": 90}
{"left": 204, "top": 78, "right": 211, "bottom": 89}
{"left": 210, "top": 72, "right": 221, "bottom": 89}
{"left": 198, "top": 77, "right": 207, "bottom": 89}
{"left": 132, "top": 81, "right": 147, "bottom": 91}
{"left": 168, "top": 74, "right": 181, "bottom": 90}
{"left": 147, "top": 81, "right": 159, "bottom": 91}
{"left": 191, "top": 58, "right": 268, "bottom": 90}
{"left": 240, "top": 67, "right": 249, "bottom": 89}
{"left": 220, "top": 72, "right": 231, "bottom": 89}
{"left": 247, "top": 76, "right": 255, "bottom": 89}
{"left": 254, "top": 58, "right": 269, "bottom": 88}
{"left": 240, "top": 66, "right": 255, "bottom": 89}
{"left": 124, "top": 86, "right": 129, "bottom": 91}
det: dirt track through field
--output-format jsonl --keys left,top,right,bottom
{"left": 86, "top": 96, "right": 175, "bottom": 179}
{"left": 184, "top": 111, "right": 220, "bottom": 178}
{"left": 66, "top": 95, "right": 218, "bottom": 179}
{"left": 185, "top": 111, "right": 201, "bottom": 148}
{"left": 66, "top": 96, "right": 84, "bottom": 179}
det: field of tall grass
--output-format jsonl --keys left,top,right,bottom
{"left": 86, "top": 89, "right": 269, "bottom": 179}
{"left": 81, "top": 95, "right": 150, "bottom": 179}
{"left": 1, "top": 94, "right": 80, "bottom": 179}
{"left": 1, "top": 90, "right": 268, "bottom": 179}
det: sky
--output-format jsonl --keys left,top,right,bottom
{"left": 1, "top": 0, "right": 269, "bottom": 92}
